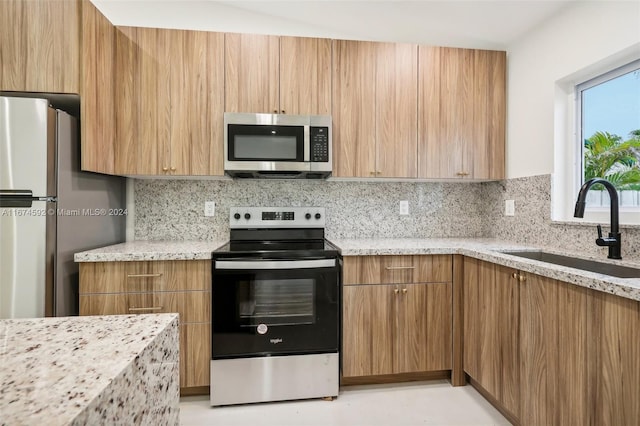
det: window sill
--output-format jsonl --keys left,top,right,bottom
{"left": 551, "top": 218, "right": 640, "bottom": 230}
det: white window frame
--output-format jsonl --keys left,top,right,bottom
{"left": 575, "top": 59, "right": 640, "bottom": 211}
{"left": 552, "top": 50, "right": 640, "bottom": 226}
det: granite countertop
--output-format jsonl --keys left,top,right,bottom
{"left": 331, "top": 238, "right": 640, "bottom": 302}
{"left": 73, "top": 238, "right": 640, "bottom": 302}
{"left": 0, "top": 314, "right": 179, "bottom": 425}
{"left": 74, "top": 240, "right": 227, "bottom": 262}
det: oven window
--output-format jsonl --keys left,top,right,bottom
{"left": 237, "top": 278, "right": 315, "bottom": 326}
{"left": 234, "top": 135, "right": 298, "bottom": 160}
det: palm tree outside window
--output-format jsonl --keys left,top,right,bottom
{"left": 578, "top": 59, "right": 640, "bottom": 208}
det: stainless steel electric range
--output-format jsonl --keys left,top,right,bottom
{"left": 210, "top": 207, "right": 341, "bottom": 406}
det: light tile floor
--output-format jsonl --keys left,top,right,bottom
{"left": 180, "top": 380, "right": 510, "bottom": 426}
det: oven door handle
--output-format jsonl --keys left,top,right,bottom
{"left": 215, "top": 259, "right": 336, "bottom": 270}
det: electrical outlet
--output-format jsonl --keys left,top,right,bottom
{"left": 505, "top": 199, "right": 515, "bottom": 216}
{"left": 399, "top": 200, "right": 409, "bottom": 215}
{"left": 204, "top": 201, "right": 215, "bottom": 217}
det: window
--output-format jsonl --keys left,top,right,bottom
{"left": 576, "top": 59, "right": 640, "bottom": 209}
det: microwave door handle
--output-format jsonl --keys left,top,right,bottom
{"left": 304, "top": 125, "right": 310, "bottom": 162}
{"left": 215, "top": 259, "right": 335, "bottom": 270}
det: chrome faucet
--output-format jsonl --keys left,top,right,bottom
{"left": 573, "top": 178, "right": 621, "bottom": 259}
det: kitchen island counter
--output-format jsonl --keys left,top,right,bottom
{"left": 0, "top": 313, "right": 179, "bottom": 426}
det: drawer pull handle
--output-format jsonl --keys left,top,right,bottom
{"left": 127, "top": 273, "right": 163, "bottom": 278}
{"left": 402, "top": 288, "right": 407, "bottom": 294}
{"left": 128, "top": 306, "right": 163, "bottom": 312}
{"left": 385, "top": 266, "right": 415, "bottom": 270}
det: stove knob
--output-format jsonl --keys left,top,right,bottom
{"left": 233, "top": 213, "right": 241, "bottom": 220}
{"left": 244, "top": 213, "right": 251, "bottom": 220}
{"left": 315, "top": 213, "right": 322, "bottom": 220}
{"left": 305, "top": 213, "right": 311, "bottom": 220}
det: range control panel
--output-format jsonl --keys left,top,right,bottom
{"left": 310, "top": 127, "right": 329, "bottom": 162}
{"left": 230, "top": 206, "right": 326, "bottom": 229}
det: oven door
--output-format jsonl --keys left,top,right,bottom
{"left": 212, "top": 257, "right": 339, "bottom": 359}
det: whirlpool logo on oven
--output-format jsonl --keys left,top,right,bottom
{"left": 270, "top": 338, "right": 283, "bottom": 344}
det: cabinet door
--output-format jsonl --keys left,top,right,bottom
{"left": 588, "top": 291, "right": 640, "bottom": 425}
{"left": 519, "top": 273, "right": 559, "bottom": 425}
{"left": 418, "top": 47, "right": 505, "bottom": 179}
{"left": 471, "top": 50, "right": 505, "bottom": 179}
{"left": 463, "top": 259, "right": 519, "bottom": 418}
{"left": 342, "top": 284, "right": 395, "bottom": 377}
{"left": 279, "top": 36, "right": 331, "bottom": 115}
{"left": 557, "top": 280, "right": 589, "bottom": 426}
{"left": 115, "top": 27, "right": 169, "bottom": 175}
{"left": 180, "top": 323, "right": 211, "bottom": 388}
{"left": 332, "top": 40, "right": 377, "bottom": 177}
{"left": 0, "top": 0, "right": 80, "bottom": 93}
{"left": 169, "top": 29, "right": 224, "bottom": 176}
{"left": 375, "top": 42, "right": 418, "bottom": 178}
{"left": 81, "top": 0, "right": 117, "bottom": 174}
{"left": 420, "top": 47, "right": 473, "bottom": 179}
{"left": 519, "top": 273, "right": 590, "bottom": 425}
{"left": 225, "top": 33, "right": 279, "bottom": 114}
{"left": 396, "top": 282, "right": 451, "bottom": 373}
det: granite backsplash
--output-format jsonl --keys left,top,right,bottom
{"left": 133, "top": 174, "right": 640, "bottom": 262}
{"left": 134, "top": 179, "right": 487, "bottom": 241}
{"left": 481, "top": 174, "right": 640, "bottom": 261}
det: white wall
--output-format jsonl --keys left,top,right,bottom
{"left": 506, "top": 1, "right": 640, "bottom": 179}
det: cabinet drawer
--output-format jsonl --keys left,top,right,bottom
{"left": 343, "top": 255, "right": 452, "bottom": 285}
{"left": 80, "top": 291, "right": 210, "bottom": 323}
{"left": 80, "top": 260, "right": 211, "bottom": 294}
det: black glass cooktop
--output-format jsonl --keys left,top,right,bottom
{"left": 212, "top": 238, "right": 340, "bottom": 259}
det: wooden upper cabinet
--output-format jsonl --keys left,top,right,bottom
{"left": 279, "top": 36, "right": 331, "bottom": 115}
{"left": 114, "top": 27, "right": 224, "bottom": 176}
{"left": 332, "top": 40, "right": 418, "bottom": 178}
{"left": 225, "top": 33, "right": 331, "bottom": 115}
{"left": 418, "top": 46, "right": 505, "bottom": 179}
{"left": 81, "top": 0, "right": 116, "bottom": 174}
{"left": 332, "top": 40, "right": 376, "bottom": 178}
{"left": 0, "top": 0, "right": 81, "bottom": 93}
{"left": 225, "top": 33, "right": 279, "bottom": 114}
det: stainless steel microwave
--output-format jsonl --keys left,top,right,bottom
{"left": 224, "top": 112, "right": 332, "bottom": 179}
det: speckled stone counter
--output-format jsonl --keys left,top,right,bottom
{"left": 331, "top": 238, "right": 640, "bottom": 302}
{"left": 0, "top": 314, "right": 179, "bottom": 426}
{"left": 74, "top": 240, "right": 226, "bottom": 262}
{"left": 74, "top": 238, "right": 640, "bottom": 302}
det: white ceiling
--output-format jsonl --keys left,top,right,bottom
{"left": 94, "top": 0, "right": 580, "bottom": 50}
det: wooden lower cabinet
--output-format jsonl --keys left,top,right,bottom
{"left": 79, "top": 260, "right": 211, "bottom": 391}
{"left": 342, "top": 281, "right": 452, "bottom": 378}
{"left": 180, "top": 323, "right": 211, "bottom": 388}
{"left": 464, "top": 257, "right": 639, "bottom": 425}
{"left": 342, "top": 254, "right": 453, "bottom": 380}
{"left": 463, "top": 258, "right": 519, "bottom": 419}
{"left": 588, "top": 290, "right": 640, "bottom": 425}
{"left": 519, "top": 272, "right": 589, "bottom": 426}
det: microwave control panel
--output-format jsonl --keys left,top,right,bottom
{"left": 310, "top": 127, "right": 330, "bottom": 162}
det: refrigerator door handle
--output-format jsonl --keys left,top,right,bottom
{"left": 0, "top": 190, "right": 56, "bottom": 207}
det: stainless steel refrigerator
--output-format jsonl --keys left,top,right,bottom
{"left": 0, "top": 96, "right": 126, "bottom": 318}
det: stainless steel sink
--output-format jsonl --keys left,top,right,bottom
{"left": 502, "top": 251, "right": 640, "bottom": 279}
